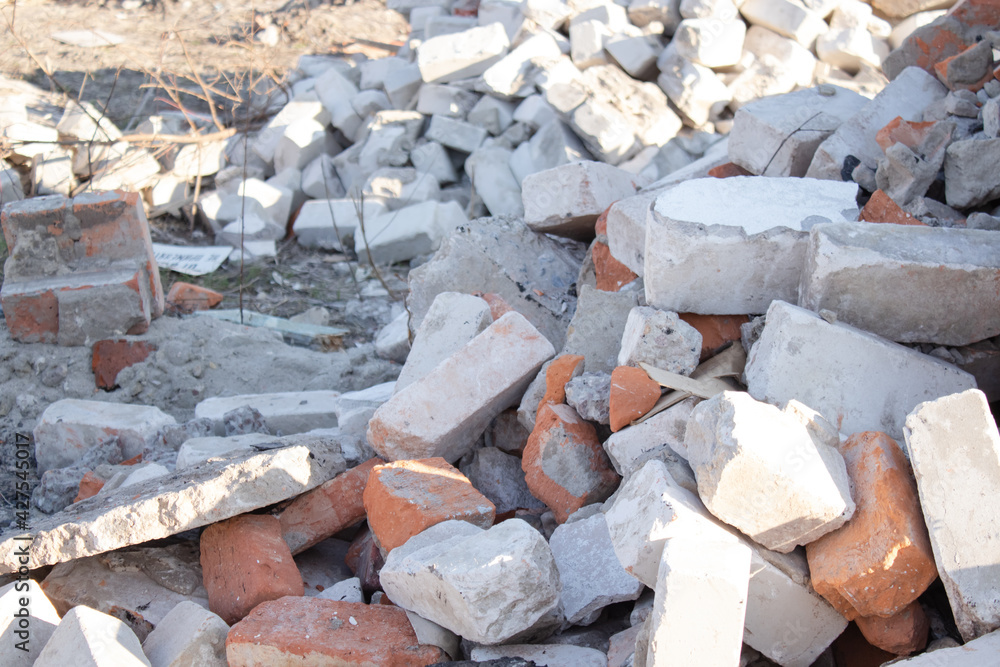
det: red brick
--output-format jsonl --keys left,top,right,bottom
{"left": 200, "top": 514, "right": 304, "bottom": 624}
{"left": 933, "top": 41, "right": 996, "bottom": 91}
{"left": 678, "top": 313, "right": 749, "bottom": 361}
{"left": 280, "top": 458, "right": 381, "bottom": 555}
{"left": 362, "top": 458, "right": 496, "bottom": 552}
{"left": 856, "top": 601, "right": 930, "bottom": 656}
{"left": 875, "top": 117, "right": 940, "bottom": 153}
{"left": 609, "top": 366, "right": 661, "bottom": 432}
{"left": 708, "top": 162, "right": 753, "bottom": 178}
{"left": 476, "top": 292, "right": 513, "bottom": 320}
{"left": 345, "top": 526, "right": 385, "bottom": 594}
{"left": 593, "top": 241, "right": 639, "bottom": 292}
{"left": 92, "top": 339, "right": 156, "bottom": 390}
{"left": 0, "top": 287, "right": 58, "bottom": 343}
{"left": 806, "top": 432, "right": 937, "bottom": 620}
{"left": 166, "top": 281, "right": 223, "bottom": 313}
{"left": 859, "top": 190, "right": 925, "bottom": 226}
{"left": 594, "top": 205, "right": 613, "bottom": 236}
{"left": 226, "top": 597, "right": 444, "bottom": 667}
{"left": 73, "top": 471, "right": 105, "bottom": 503}
{"left": 538, "top": 354, "right": 586, "bottom": 419}
{"left": 522, "top": 403, "right": 620, "bottom": 523}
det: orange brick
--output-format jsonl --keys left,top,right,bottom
{"left": 166, "top": 282, "right": 223, "bottom": 313}
{"left": 859, "top": 190, "right": 924, "bottom": 226}
{"left": 609, "top": 366, "right": 661, "bottom": 432}
{"left": 678, "top": 313, "right": 749, "bottom": 361}
{"left": 362, "top": 458, "right": 496, "bottom": 552}
{"left": 538, "top": 354, "right": 586, "bottom": 419}
{"left": 280, "top": 458, "right": 381, "bottom": 555}
{"left": 708, "top": 162, "right": 753, "bottom": 178}
{"left": 856, "top": 601, "right": 929, "bottom": 656}
{"left": 806, "top": 432, "right": 937, "bottom": 620}
{"left": 200, "top": 514, "right": 304, "bottom": 624}
{"left": 226, "top": 597, "right": 444, "bottom": 667}
{"left": 522, "top": 403, "right": 620, "bottom": 523}
{"left": 875, "top": 117, "right": 940, "bottom": 153}
{"left": 593, "top": 241, "right": 639, "bottom": 292}
{"left": 476, "top": 292, "right": 514, "bottom": 320}
{"left": 92, "top": 339, "right": 156, "bottom": 390}
{"left": 73, "top": 471, "right": 105, "bottom": 503}
{"left": 933, "top": 41, "right": 995, "bottom": 91}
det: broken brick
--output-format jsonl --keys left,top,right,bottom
{"left": 609, "top": 365, "right": 661, "bottom": 432}
{"left": 593, "top": 241, "right": 639, "bottom": 292}
{"left": 538, "top": 354, "right": 586, "bottom": 418}
{"left": 678, "top": 313, "right": 749, "bottom": 361}
{"left": 933, "top": 40, "right": 995, "bottom": 92}
{"left": 166, "top": 281, "right": 224, "bottom": 313}
{"left": 91, "top": 339, "right": 156, "bottom": 390}
{"left": 279, "top": 458, "right": 381, "bottom": 555}
{"left": 875, "top": 117, "right": 940, "bottom": 153}
{"left": 200, "top": 514, "right": 304, "bottom": 625}
{"left": 73, "top": 471, "right": 105, "bottom": 503}
{"left": 855, "top": 601, "right": 930, "bottom": 656}
{"left": 858, "top": 190, "right": 924, "bottom": 226}
{"left": 708, "top": 162, "right": 754, "bottom": 178}
{"left": 522, "top": 403, "right": 620, "bottom": 523}
{"left": 362, "top": 457, "right": 496, "bottom": 552}
{"left": 345, "top": 526, "right": 385, "bottom": 594}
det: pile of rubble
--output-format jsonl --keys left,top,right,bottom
{"left": 3, "top": 0, "right": 1000, "bottom": 665}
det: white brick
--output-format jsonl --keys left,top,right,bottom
{"left": 416, "top": 84, "right": 481, "bottom": 118}
{"left": 396, "top": 292, "right": 493, "bottom": 393}
{"left": 411, "top": 141, "right": 458, "bottom": 185}
{"left": 466, "top": 146, "right": 524, "bottom": 217}
{"left": 194, "top": 390, "right": 341, "bottom": 435}
{"left": 355, "top": 199, "right": 467, "bottom": 265}
{"left": 685, "top": 391, "right": 855, "bottom": 553}
{"left": 629, "top": 0, "right": 682, "bottom": 31}
{"left": 513, "top": 94, "right": 560, "bottom": 129}
{"left": 570, "top": 97, "right": 639, "bottom": 165}
{"left": 746, "top": 301, "right": 977, "bottom": 440}
{"left": 550, "top": 513, "right": 644, "bottom": 624}
{"left": 34, "top": 606, "right": 149, "bottom": 667}
{"left": 644, "top": 176, "right": 858, "bottom": 315}
{"left": 815, "top": 1, "right": 890, "bottom": 73}
{"left": 570, "top": 20, "right": 610, "bottom": 70}
{"left": 33, "top": 399, "right": 176, "bottom": 473}
{"left": 522, "top": 0, "right": 573, "bottom": 29}
{"left": 903, "top": 389, "right": 1000, "bottom": 642}
{"left": 0, "top": 580, "right": 60, "bottom": 666}
{"left": 467, "top": 96, "right": 515, "bottom": 135}
{"left": 673, "top": 18, "right": 747, "bottom": 68}
{"left": 481, "top": 33, "right": 562, "bottom": 98}
{"left": 656, "top": 45, "right": 732, "bottom": 127}
{"left": 363, "top": 166, "right": 441, "bottom": 209}
{"left": 478, "top": 0, "right": 526, "bottom": 40}
{"left": 605, "top": 34, "right": 660, "bottom": 79}
{"left": 293, "top": 199, "right": 385, "bottom": 251}
{"left": 273, "top": 118, "right": 339, "bottom": 173}
{"left": 738, "top": 0, "right": 828, "bottom": 47}
{"left": 236, "top": 178, "right": 294, "bottom": 227}
{"left": 800, "top": 223, "right": 1000, "bottom": 346}
{"left": 605, "top": 190, "right": 658, "bottom": 276}
{"left": 729, "top": 85, "right": 868, "bottom": 177}
{"left": 806, "top": 67, "right": 948, "bottom": 180}
{"left": 508, "top": 119, "right": 590, "bottom": 184}
{"left": 417, "top": 23, "right": 511, "bottom": 84}
{"left": 522, "top": 160, "right": 641, "bottom": 239}
{"left": 368, "top": 311, "right": 555, "bottom": 462}
{"left": 384, "top": 64, "right": 424, "bottom": 110}
{"left": 252, "top": 99, "right": 331, "bottom": 164}
{"left": 425, "top": 114, "right": 488, "bottom": 153}
{"left": 314, "top": 66, "right": 363, "bottom": 139}
{"left": 301, "top": 154, "right": 345, "bottom": 199}
{"left": 647, "top": 536, "right": 751, "bottom": 667}
{"left": 141, "top": 601, "right": 228, "bottom": 667}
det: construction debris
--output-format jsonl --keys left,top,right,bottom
{"left": 2, "top": 0, "right": 1000, "bottom": 664}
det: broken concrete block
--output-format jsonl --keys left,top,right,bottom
{"left": 363, "top": 167, "right": 442, "bottom": 210}
{"left": 806, "top": 67, "right": 948, "bottom": 180}
{"left": 508, "top": 119, "right": 592, "bottom": 185}
{"left": 513, "top": 94, "right": 560, "bottom": 129}
{"left": 460, "top": 446, "right": 545, "bottom": 514}
{"left": 379, "top": 519, "right": 561, "bottom": 644}
{"left": 609, "top": 365, "right": 662, "bottom": 432}
{"left": 800, "top": 222, "right": 1000, "bottom": 346}
{"left": 523, "top": 403, "right": 620, "bottom": 522}
{"left": 570, "top": 97, "right": 640, "bottom": 166}
{"left": 816, "top": 1, "right": 890, "bottom": 74}
{"left": 562, "top": 285, "right": 640, "bottom": 373}
{"left": 200, "top": 514, "right": 304, "bottom": 624}
{"left": 465, "top": 145, "right": 524, "bottom": 217}
{"left": 480, "top": 33, "right": 562, "bottom": 98}
{"left": 746, "top": 301, "right": 977, "bottom": 440}
{"left": 316, "top": 576, "right": 364, "bottom": 603}
{"left": 416, "top": 83, "right": 481, "bottom": 118}
{"left": 34, "top": 605, "right": 149, "bottom": 667}
{"left": 570, "top": 20, "right": 611, "bottom": 69}
{"left": 272, "top": 118, "right": 339, "bottom": 174}
{"left": 279, "top": 458, "right": 380, "bottom": 554}
{"left": 363, "top": 457, "right": 496, "bottom": 552}
{"left": 903, "top": 389, "right": 1000, "bottom": 642}
{"left": 629, "top": 0, "right": 682, "bottom": 31}
{"left": 417, "top": 22, "right": 510, "bottom": 83}
{"left": 648, "top": 535, "right": 752, "bottom": 666}
{"left": 141, "top": 600, "right": 228, "bottom": 667}
{"left": 604, "top": 190, "right": 657, "bottom": 276}
{"left": 657, "top": 45, "right": 732, "bottom": 127}
{"left": 522, "top": 160, "right": 641, "bottom": 239}
{"left": 729, "top": 85, "right": 869, "bottom": 177}
{"left": 175, "top": 433, "right": 275, "bottom": 470}
{"left": 424, "top": 114, "right": 488, "bottom": 152}
{"left": 564, "top": 371, "right": 612, "bottom": 425}
{"left": 550, "top": 512, "right": 644, "bottom": 624}
{"left": 644, "top": 177, "right": 858, "bottom": 315}
{"left": 369, "top": 312, "right": 555, "bottom": 462}
{"left": 225, "top": 597, "right": 443, "bottom": 666}
{"left": 355, "top": 199, "right": 466, "bottom": 265}
{"left": 0, "top": 442, "right": 345, "bottom": 573}
{"left": 673, "top": 18, "right": 747, "bottom": 68}
{"left": 235, "top": 178, "right": 293, "bottom": 227}
{"left": 685, "top": 391, "right": 855, "bottom": 552}
{"left": 293, "top": 199, "right": 384, "bottom": 251}
{"left": 195, "top": 390, "right": 340, "bottom": 436}
{"left": 605, "top": 34, "right": 660, "bottom": 79}
{"left": 383, "top": 63, "right": 424, "bottom": 110}
{"left": 468, "top": 95, "right": 515, "bottom": 135}
{"left": 407, "top": 217, "right": 582, "bottom": 349}
{"left": 410, "top": 140, "right": 458, "bottom": 185}
{"left": 806, "top": 432, "right": 936, "bottom": 620}
{"left": 739, "top": 0, "right": 828, "bottom": 47}
{"left": 890, "top": 627, "right": 1000, "bottom": 664}
{"left": 0, "top": 580, "right": 60, "bottom": 666}
{"left": 33, "top": 399, "right": 176, "bottom": 473}
{"left": 603, "top": 397, "right": 698, "bottom": 474}
{"left": 618, "top": 306, "right": 701, "bottom": 376}
{"left": 396, "top": 292, "right": 492, "bottom": 393}
{"left": 313, "top": 66, "right": 363, "bottom": 139}
{"left": 471, "top": 644, "right": 608, "bottom": 665}
{"left": 944, "top": 137, "right": 1000, "bottom": 209}
{"left": 252, "top": 98, "right": 331, "bottom": 163}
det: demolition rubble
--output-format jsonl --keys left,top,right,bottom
{"left": 1, "top": 0, "right": 1000, "bottom": 665}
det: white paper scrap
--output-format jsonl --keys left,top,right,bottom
{"left": 152, "top": 243, "right": 232, "bottom": 276}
